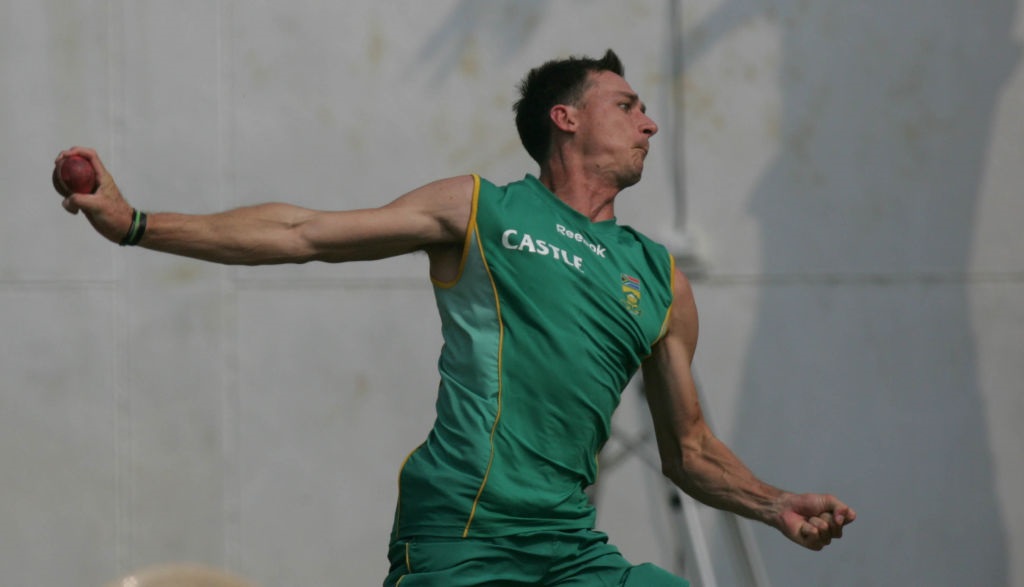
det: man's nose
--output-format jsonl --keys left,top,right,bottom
{"left": 641, "top": 113, "right": 658, "bottom": 136}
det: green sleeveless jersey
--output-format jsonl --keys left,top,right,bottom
{"left": 392, "top": 174, "right": 675, "bottom": 539}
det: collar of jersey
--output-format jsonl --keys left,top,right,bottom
{"left": 523, "top": 174, "right": 620, "bottom": 230}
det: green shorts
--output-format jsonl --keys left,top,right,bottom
{"left": 384, "top": 529, "right": 689, "bottom": 587}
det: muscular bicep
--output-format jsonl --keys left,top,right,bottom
{"left": 298, "top": 175, "right": 474, "bottom": 263}
{"left": 642, "top": 269, "right": 709, "bottom": 471}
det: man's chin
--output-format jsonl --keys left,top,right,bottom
{"left": 618, "top": 169, "right": 643, "bottom": 190}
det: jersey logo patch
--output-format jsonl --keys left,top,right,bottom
{"left": 620, "top": 274, "right": 643, "bottom": 316}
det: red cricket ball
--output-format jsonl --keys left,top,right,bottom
{"left": 53, "top": 155, "right": 99, "bottom": 197}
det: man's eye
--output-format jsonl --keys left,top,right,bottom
{"left": 619, "top": 103, "right": 631, "bottom": 111}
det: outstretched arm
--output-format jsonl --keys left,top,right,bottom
{"left": 641, "top": 268, "right": 856, "bottom": 551}
{"left": 57, "top": 147, "right": 472, "bottom": 265}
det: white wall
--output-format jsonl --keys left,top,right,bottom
{"left": 2, "top": 1, "right": 1021, "bottom": 586}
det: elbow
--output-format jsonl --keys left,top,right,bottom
{"left": 658, "top": 428, "right": 710, "bottom": 489}
{"left": 229, "top": 235, "right": 317, "bottom": 266}
{"left": 659, "top": 442, "right": 694, "bottom": 487}
{"left": 660, "top": 458, "right": 687, "bottom": 487}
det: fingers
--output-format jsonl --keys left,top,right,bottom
{"left": 800, "top": 514, "right": 834, "bottom": 549}
{"left": 62, "top": 195, "right": 80, "bottom": 215}
{"left": 72, "top": 147, "right": 110, "bottom": 179}
{"left": 817, "top": 511, "right": 843, "bottom": 538}
{"left": 802, "top": 511, "right": 854, "bottom": 548}
{"left": 822, "top": 497, "right": 856, "bottom": 536}
{"left": 785, "top": 493, "right": 858, "bottom": 551}
{"left": 55, "top": 147, "right": 94, "bottom": 214}
{"left": 56, "top": 145, "right": 98, "bottom": 164}
{"left": 55, "top": 147, "right": 132, "bottom": 243}
{"left": 55, "top": 146, "right": 110, "bottom": 189}
{"left": 798, "top": 525, "right": 825, "bottom": 550}
{"left": 55, "top": 145, "right": 120, "bottom": 205}
{"left": 808, "top": 494, "right": 857, "bottom": 527}
{"left": 836, "top": 503, "right": 857, "bottom": 526}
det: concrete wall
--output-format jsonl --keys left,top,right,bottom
{"left": 2, "top": 1, "right": 1021, "bottom": 585}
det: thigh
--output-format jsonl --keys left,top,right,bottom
{"left": 384, "top": 537, "right": 547, "bottom": 587}
{"left": 544, "top": 530, "right": 688, "bottom": 587}
{"left": 543, "top": 530, "right": 629, "bottom": 586}
{"left": 620, "top": 563, "right": 690, "bottom": 587}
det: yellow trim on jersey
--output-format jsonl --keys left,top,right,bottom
{"left": 393, "top": 440, "right": 425, "bottom": 537}
{"left": 461, "top": 199, "right": 505, "bottom": 538}
{"left": 432, "top": 174, "right": 481, "bottom": 290}
{"left": 655, "top": 254, "right": 677, "bottom": 344}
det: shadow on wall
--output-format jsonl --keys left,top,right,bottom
{"left": 414, "top": 0, "right": 1020, "bottom": 584}
{"left": 686, "top": 1, "right": 1018, "bottom": 585}
{"left": 413, "top": 0, "right": 548, "bottom": 84}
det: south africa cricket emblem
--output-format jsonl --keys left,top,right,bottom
{"left": 620, "top": 274, "right": 642, "bottom": 316}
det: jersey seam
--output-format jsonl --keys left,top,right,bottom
{"left": 461, "top": 188, "right": 505, "bottom": 538}
{"left": 393, "top": 440, "right": 426, "bottom": 537}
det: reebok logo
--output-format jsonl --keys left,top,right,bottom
{"left": 556, "top": 224, "right": 607, "bottom": 258}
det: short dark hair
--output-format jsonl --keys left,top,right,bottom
{"left": 513, "top": 49, "right": 625, "bottom": 165}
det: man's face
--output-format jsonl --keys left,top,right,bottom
{"left": 573, "top": 70, "right": 659, "bottom": 188}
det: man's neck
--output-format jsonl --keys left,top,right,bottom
{"left": 538, "top": 159, "right": 620, "bottom": 223}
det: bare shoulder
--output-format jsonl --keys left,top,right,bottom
{"left": 403, "top": 174, "right": 476, "bottom": 202}
{"left": 386, "top": 174, "right": 476, "bottom": 242}
{"left": 669, "top": 268, "right": 697, "bottom": 324}
{"left": 662, "top": 267, "right": 699, "bottom": 360}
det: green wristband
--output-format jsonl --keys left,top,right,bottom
{"left": 119, "top": 208, "right": 147, "bottom": 246}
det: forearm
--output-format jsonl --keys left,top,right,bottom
{"left": 667, "top": 430, "right": 786, "bottom": 527}
{"left": 137, "top": 203, "right": 316, "bottom": 265}
{"left": 642, "top": 267, "right": 854, "bottom": 550}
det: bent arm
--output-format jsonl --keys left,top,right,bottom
{"left": 59, "top": 147, "right": 472, "bottom": 265}
{"left": 641, "top": 271, "right": 783, "bottom": 523}
{"left": 641, "top": 269, "right": 855, "bottom": 550}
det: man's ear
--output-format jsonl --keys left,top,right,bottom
{"left": 550, "top": 104, "right": 578, "bottom": 133}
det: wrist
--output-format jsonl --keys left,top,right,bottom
{"left": 766, "top": 490, "right": 802, "bottom": 530}
{"left": 119, "top": 208, "right": 148, "bottom": 246}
